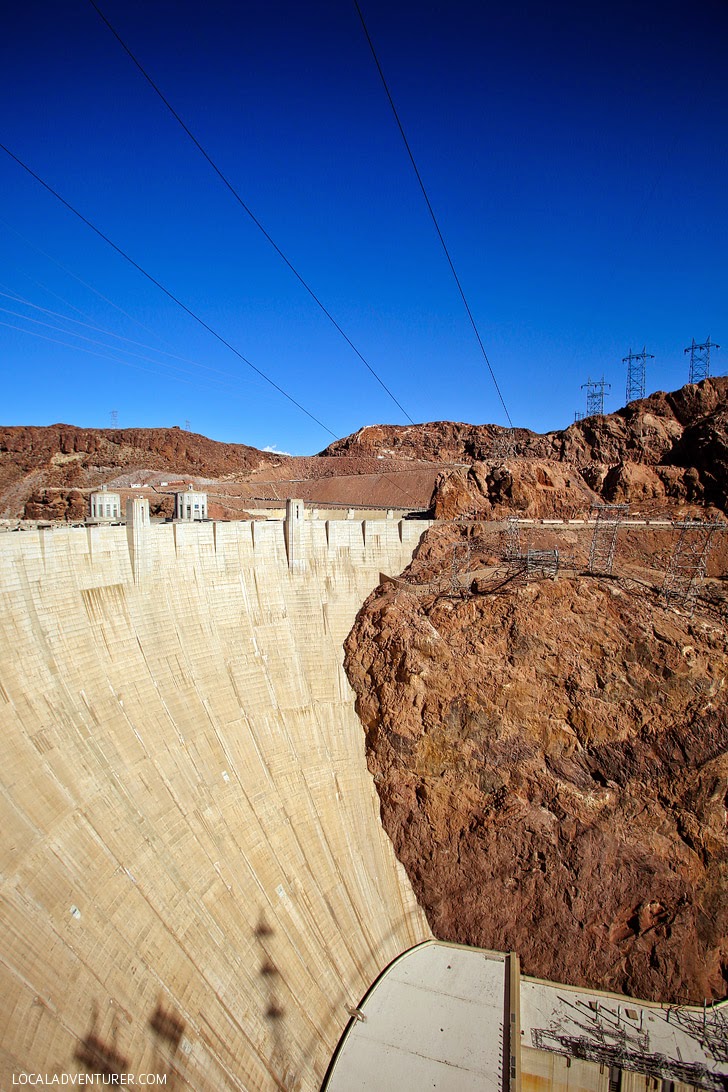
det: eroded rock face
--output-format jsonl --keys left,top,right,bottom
{"left": 430, "top": 459, "right": 601, "bottom": 519}
{"left": 23, "top": 488, "right": 86, "bottom": 521}
{"left": 322, "top": 377, "right": 727, "bottom": 465}
{"left": 326, "top": 378, "right": 728, "bottom": 515}
{"left": 345, "top": 550, "right": 728, "bottom": 1003}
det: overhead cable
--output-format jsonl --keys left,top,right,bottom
{"left": 87, "top": 0, "right": 415, "bottom": 426}
{"left": 0, "top": 142, "right": 337, "bottom": 439}
{"left": 0, "top": 213, "right": 196, "bottom": 347}
{"left": 354, "top": 1, "right": 513, "bottom": 430}
{"left": 0, "top": 301, "right": 265, "bottom": 396}
{"left": 0, "top": 317, "right": 252, "bottom": 395}
{"left": 0, "top": 286, "right": 269, "bottom": 391}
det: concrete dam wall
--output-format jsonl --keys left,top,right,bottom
{"left": 0, "top": 518, "right": 433, "bottom": 1089}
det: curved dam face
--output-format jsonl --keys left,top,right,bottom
{"left": 0, "top": 518, "right": 432, "bottom": 1090}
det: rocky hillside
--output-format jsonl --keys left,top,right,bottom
{"left": 344, "top": 524, "right": 728, "bottom": 1004}
{"left": 3, "top": 377, "right": 726, "bottom": 519}
{"left": 0, "top": 425, "right": 280, "bottom": 519}
{"left": 322, "top": 378, "right": 728, "bottom": 466}
{"left": 324, "top": 378, "right": 728, "bottom": 515}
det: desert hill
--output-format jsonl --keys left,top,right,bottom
{"left": 321, "top": 377, "right": 728, "bottom": 467}
{"left": 0, "top": 424, "right": 445, "bottom": 520}
{"left": 2, "top": 376, "right": 726, "bottom": 520}
{"left": 323, "top": 377, "right": 728, "bottom": 516}
{"left": 0, "top": 424, "right": 280, "bottom": 520}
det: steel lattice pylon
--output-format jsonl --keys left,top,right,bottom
{"left": 449, "top": 540, "right": 471, "bottom": 594}
{"left": 503, "top": 517, "right": 522, "bottom": 561}
{"left": 624, "top": 346, "right": 653, "bottom": 403}
{"left": 685, "top": 337, "right": 720, "bottom": 384}
{"left": 526, "top": 549, "right": 559, "bottom": 578}
{"left": 581, "top": 376, "right": 611, "bottom": 417}
{"left": 491, "top": 426, "right": 516, "bottom": 464}
{"left": 589, "top": 504, "right": 628, "bottom": 574}
{"left": 661, "top": 521, "right": 722, "bottom": 610}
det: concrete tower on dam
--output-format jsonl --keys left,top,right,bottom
{"left": 0, "top": 510, "right": 433, "bottom": 1089}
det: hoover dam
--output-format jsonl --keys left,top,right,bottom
{"left": 0, "top": 509, "right": 433, "bottom": 1089}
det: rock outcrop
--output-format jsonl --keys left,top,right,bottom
{"left": 345, "top": 530, "right": 728, "bottom": 1003}
{"left": 322, "top": 378, "right": 728, "bottom": 469}
{"left": 324, "top": 378, "right": 728, "bottom": 516}
{"left": 430, "top": 460, "right": 601, "bottom": 520}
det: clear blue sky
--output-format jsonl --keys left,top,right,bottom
{"left": 1, "top": 0, "right": 726, "bottom": 453}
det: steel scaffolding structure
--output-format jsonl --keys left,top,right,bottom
{"left": 588, "top": 504, "right": 629, "bottom": 575}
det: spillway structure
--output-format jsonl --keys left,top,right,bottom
{"left": 0, "top": 510, "right": 433, "bottom": 1089}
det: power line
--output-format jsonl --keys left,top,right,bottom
{"left": 0, "top": 301, "right": 268, "bottom": 396}
{"left": 0, "top": 286, "right": 270, "bottom": 392}
{"left": 0, "top": 316, "right": 262, "bottom": 395}
{"left": 87, "top": 0, "right": 414, "bottom": 426}
{"left": 0, "top": 141, "right": 337, "bottom": 439}
{"left": 0, "top": 213, "right": 195, "bottom": 349}
{"left": 353, "top": 0, "right": 513, "bottom": 431}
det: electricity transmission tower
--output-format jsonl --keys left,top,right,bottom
{"left": 110, "top": 409, "right": 118, "bottom": 428}
{"left": 449, "top": 540, "right": 471, "bottom": 594}
{"left": 574, "top": 411, "right": 584, "bottom": 422}
{"left": 685, "top": 337, "right": 720, "bottom": 383}
{"left": 624, "top": 346, "right": 653, "bottom": 403}
{"left": 526, "top": 549, "right": 559, "bottom": 578}
{"left": 588, "top": 504, "right": 628, "bottom": 575}
{"left": 491, "top": 427, "right": 516, "bottom": 464}
{"left": 662, "top": 521, "right": 722, "bottom": 611}
{"left": 581, "top": 376, "right": 610, "bottom": 417}
{"left": 503, "top": 517, "right": 522, "bottom": 561}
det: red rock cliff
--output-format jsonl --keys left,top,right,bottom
{"left": 345, "top": 530, "right": 728, "bottom": 1003}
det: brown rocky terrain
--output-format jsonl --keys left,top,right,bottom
{"left": 0, "top": 425, "right": 445, "bottom": 519}
{"left": 0, "top": 424, "right": 279, "bottom": 519}
{"left": 3, "top": 377, "right": 726, "bottom": 520}
{"left": 322, "top": 378, "right": 728, "bottom": 469}
{"left": 344, "top": 523, "right": 728, "bottom": 1004}
{"left": 324, "top": 377, "right": 728, "bottom": 516}
{"left": 429, "top": 460, "right": 601, "bottom": 520}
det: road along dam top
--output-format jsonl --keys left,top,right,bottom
{"left": 0, "top": 517, "right": 432, "bottom": 1090}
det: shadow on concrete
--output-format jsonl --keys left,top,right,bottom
{"left": 74, "top": 1001, "right": 129, "bottom": 1078}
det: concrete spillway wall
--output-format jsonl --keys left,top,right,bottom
{"left": 0, "top": 519, "right": 432, "bottom": 1090}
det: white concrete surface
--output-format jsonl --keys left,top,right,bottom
{"left": 0, "top": 519, "right": 432, "bottom": 1091}
{"left": 323, "top": 941, "right": 507, "bottom": 1092}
